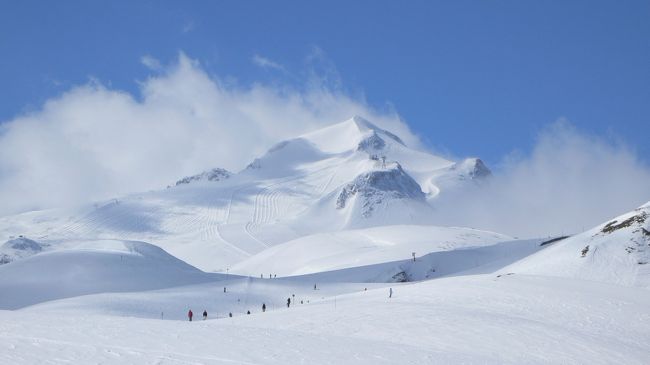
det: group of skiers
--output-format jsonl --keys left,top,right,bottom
{"left": 185, "top": 287, "right": 395, "bottom": 321}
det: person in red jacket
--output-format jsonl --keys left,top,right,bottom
{"left": 188, "top": 309, "right": 193, "bottom": 321}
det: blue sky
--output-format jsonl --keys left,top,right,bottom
{"left": 2, "top": 0, "right": 649, "bottom": 165}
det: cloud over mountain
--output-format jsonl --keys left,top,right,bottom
{"left": 0, "top": 53, "right": 414, "bottom": 215}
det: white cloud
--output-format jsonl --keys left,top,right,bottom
{"left": 251, "top": 54, "right": 285, "bottom": 71}
{"left": 0, "top": 52, "right": 416, "bottom": 215}
{"left": 140, "top": 55, "right": 162, "bottom": 71}
{"left": 2, "top": 52, "right": 647, "bottom": 239}
{"left": 431, "top": 120, "right": 650, "bottom": 238}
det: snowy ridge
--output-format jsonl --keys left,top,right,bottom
{"left": 503, "top": 202, "right": 650, "bottom": 287}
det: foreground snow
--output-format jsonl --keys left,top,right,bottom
{"left": 1, "top": 274, "right": 648, "bottom": 364}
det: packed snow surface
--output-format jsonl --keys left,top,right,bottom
{"left": 1, "top": 274, "right": 648, "bottom": 364}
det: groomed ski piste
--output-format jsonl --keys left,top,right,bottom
{"left": 0, "top": 118, "right": 649, "bottom": 364}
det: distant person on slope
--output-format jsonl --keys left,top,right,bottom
{"left": 287, "top": 298, "right": 291, "bottom": 308}
{"left": 262, "top": 303, "right": 266, "bottom": 312}
{"left": 203, "top": 310, "right": 208, "bottom": 320}
{"left": 188, "top": 309, "right": 193, "bottom": 321}
{"left": 389, "top": 288, "right": 393, "bottom": 298}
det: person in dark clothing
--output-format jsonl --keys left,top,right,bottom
{"left": 262, "top": 303, "right": 266, "bottom": 312}
{"left": 188, "top": 309, "right": 193, "bottom": 321}
{"left": 287, "top": 298, "right": 291, "bottom": 308}
{"left": 247, "top": 310, "right": 251, "bottom": 315}
{"left": 229, "top": 312, "right": 233, "bottom": 318}
{"left": 202, "top": 310, "right": 208, "bottom": 320}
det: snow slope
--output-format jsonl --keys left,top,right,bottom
{"left": 0, "top": 239, "right": 220, "bottom": 309}
{"left": 1, "top": 274, "right": 648, "bottom": 364}
{"left": 503, "top": 202, "right": 650, "bottom": 288}
{"left": 231, "top": 225, "right": 514, "bottom": 276}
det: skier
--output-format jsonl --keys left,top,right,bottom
{"left": 262, "top": 303, "right": 266, "bottom": 312}
{"left": 287, "top": 297, "right": 291, "bottom": 308}
{"left": 224, "top": 287, "right": 227, "bottom": 293}
{"left": 188, "top": 309, "right": 193, "bottom": 321}
{"left": 389, "top": 287, "right": 393, "bottom": 298}
{"left": 314, "top": 284, "right": 317, "bottom": 290}
{"left": 202, "top": 310, "right": 208, "bottom": 320}
{"left": 247, "top": 310, "right": 251, "bottom": 315}
{"left": 229, "top": 312, "right": 233, "bottom": 318}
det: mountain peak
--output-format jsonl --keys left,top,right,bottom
{"left": 343, "top": 116, "right": 406, "bottom": 147}
{"left": 349, "top": 115, "right": 375, "bottom": 131}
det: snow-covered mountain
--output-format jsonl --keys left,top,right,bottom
{"left": 0, "top": 116, "right": 490, "bottom": 272}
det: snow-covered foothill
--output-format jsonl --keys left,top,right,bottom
{"left": 0, "top": 239, "right": 220, "bottom": 309}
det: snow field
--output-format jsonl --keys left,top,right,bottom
{"left": 1, "top": 274, "right": 648, "bottom": 364}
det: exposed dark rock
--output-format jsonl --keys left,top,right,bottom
{"left": 175, "top": 168, "right": 231, "bottom": 186}
{"left": 336, "top": 164, "right": 424, "bottom": 217}
{"left": 602, "top": 212, "right": 647, "bottom": 234}
{"left": 540, "top": 236, "right": 570, "bottom": 246}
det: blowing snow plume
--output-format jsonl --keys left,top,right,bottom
{"left": 431, "top": 121, "right": 650, "bottom": 238}
{"left": 0, "top": 53, "right": 416, "bottom": 216}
